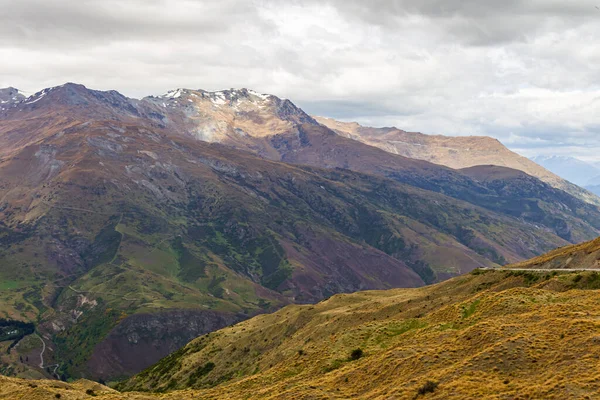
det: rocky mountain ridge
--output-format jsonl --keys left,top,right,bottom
{"left": 315, "top": 116, "right": 600, "bottom": 207}
{"left": 0, "top": 87, "right": 25, "bottom": 110}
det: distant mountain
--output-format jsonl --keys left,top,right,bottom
{"left": 315, "top": 116, "right": 600, "bottom": 207}
{"left": 528, "top": 155, "right": 600, "bottom": 197}
{"left": 1, "top": 83, "right": 600, "bottom": 382}
{"left": 584, "top": 167, "right": 600, "bottom": 196}
{"left": 127, "top": 87, "right": 600, "bottom": 246}
{"left": 585, "top": 184, "right": 600, "bottom": 197}
{"left": 530, "top": 155, "right": 600, "bottom": 187}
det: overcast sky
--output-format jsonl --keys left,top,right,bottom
{"left": 2, "top": 0, "right": 600, "bottom": 159}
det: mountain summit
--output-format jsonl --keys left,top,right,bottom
{"left": 0, "top": 87, "right": 25, "bottom": 109}
{"left": 142, "top": 87, "right": 317, "bottom": 143}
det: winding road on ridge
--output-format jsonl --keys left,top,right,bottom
{"left": 482, "top": 268, "right": 600, "bottom": 272}
{"left": 34, "top": 334, "right": 59, "bottom": 376}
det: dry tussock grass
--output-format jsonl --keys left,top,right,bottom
{"left": 6, "top": 270, "right": 600, "bottom": 399}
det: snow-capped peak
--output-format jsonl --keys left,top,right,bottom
{"left": 200, "top": 88, "right": 274, "bottom": 108}
{"left": 162, "top": 88, "right": 186, "bottom": 99}
{"left": 247, "top": 89, "right": 271, "bottom": 101}
{"left": 0, "top": 87, "right": 27, "bottom": 110}
{"left": 151, "top": 88, "right": 275, "bottom": 107}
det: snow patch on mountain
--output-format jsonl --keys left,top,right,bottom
{"left": 0, "top": 87, "right": 26, "bottom": 110}
{"left": 162, "top": 89, "right": 185, "bottom": 99}
{"left": 24, "top": 89, "right": 49, "bottom": 105}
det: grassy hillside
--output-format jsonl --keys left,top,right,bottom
{"left": 509, "top": 235, "right": 600, "bottom": 270}
{"left": 5, "top": 269, "right": 600, "bottom": 399}
{"left": 114, "top": 269, "right": 600, "bottom": 399}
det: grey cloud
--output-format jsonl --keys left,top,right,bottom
{"left": 317, "top": 0, "right": 600, "bottom": 45}
{"left": 0, "top": 0, "right": 272, "bottom": 48}
{"left": 2, "top": 0, "right": 600, "bottom": 159}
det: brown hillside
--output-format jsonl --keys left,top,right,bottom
{"left": 315, "top": 116, "right": 600, "bottom": 207}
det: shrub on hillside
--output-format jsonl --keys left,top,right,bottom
{"left": 416, "top": 380, "right": 438, "bottom": 397}
{"left": 349, "top": 348, "right": 363, "bottom": 361}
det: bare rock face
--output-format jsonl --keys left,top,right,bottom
{"left": 140, "top": 88, "right": 318, "bottom": 145}
{"left": 87, "top": 310, "right": 244, "bottom": 380}
{"left": 0, "top": 87, "right": 25, "bottom": 109}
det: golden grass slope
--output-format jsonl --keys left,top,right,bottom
{"left": 111, "top": 269, "right": 600, "bottom": 399}
{"left": 509, "top": 235, "right": 600, "bottom": 270}
{"left": 0, "top": 377, "right": 122, "bottom": 399}
{"left": 6, "top": 270, "right": 600, "bottom": 399}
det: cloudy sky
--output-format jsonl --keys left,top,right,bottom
{"left": 2, "top": 0, "right": 600, "bottom": 159}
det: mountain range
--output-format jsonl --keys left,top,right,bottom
{"left": 530, "top": 155, "right": 600, "bottom": 196}
{"left": 0, "top": 83, "right": 600, "bottom": 382}
{"left": 317, "top": 117, "right": 600, "bottom": 207}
